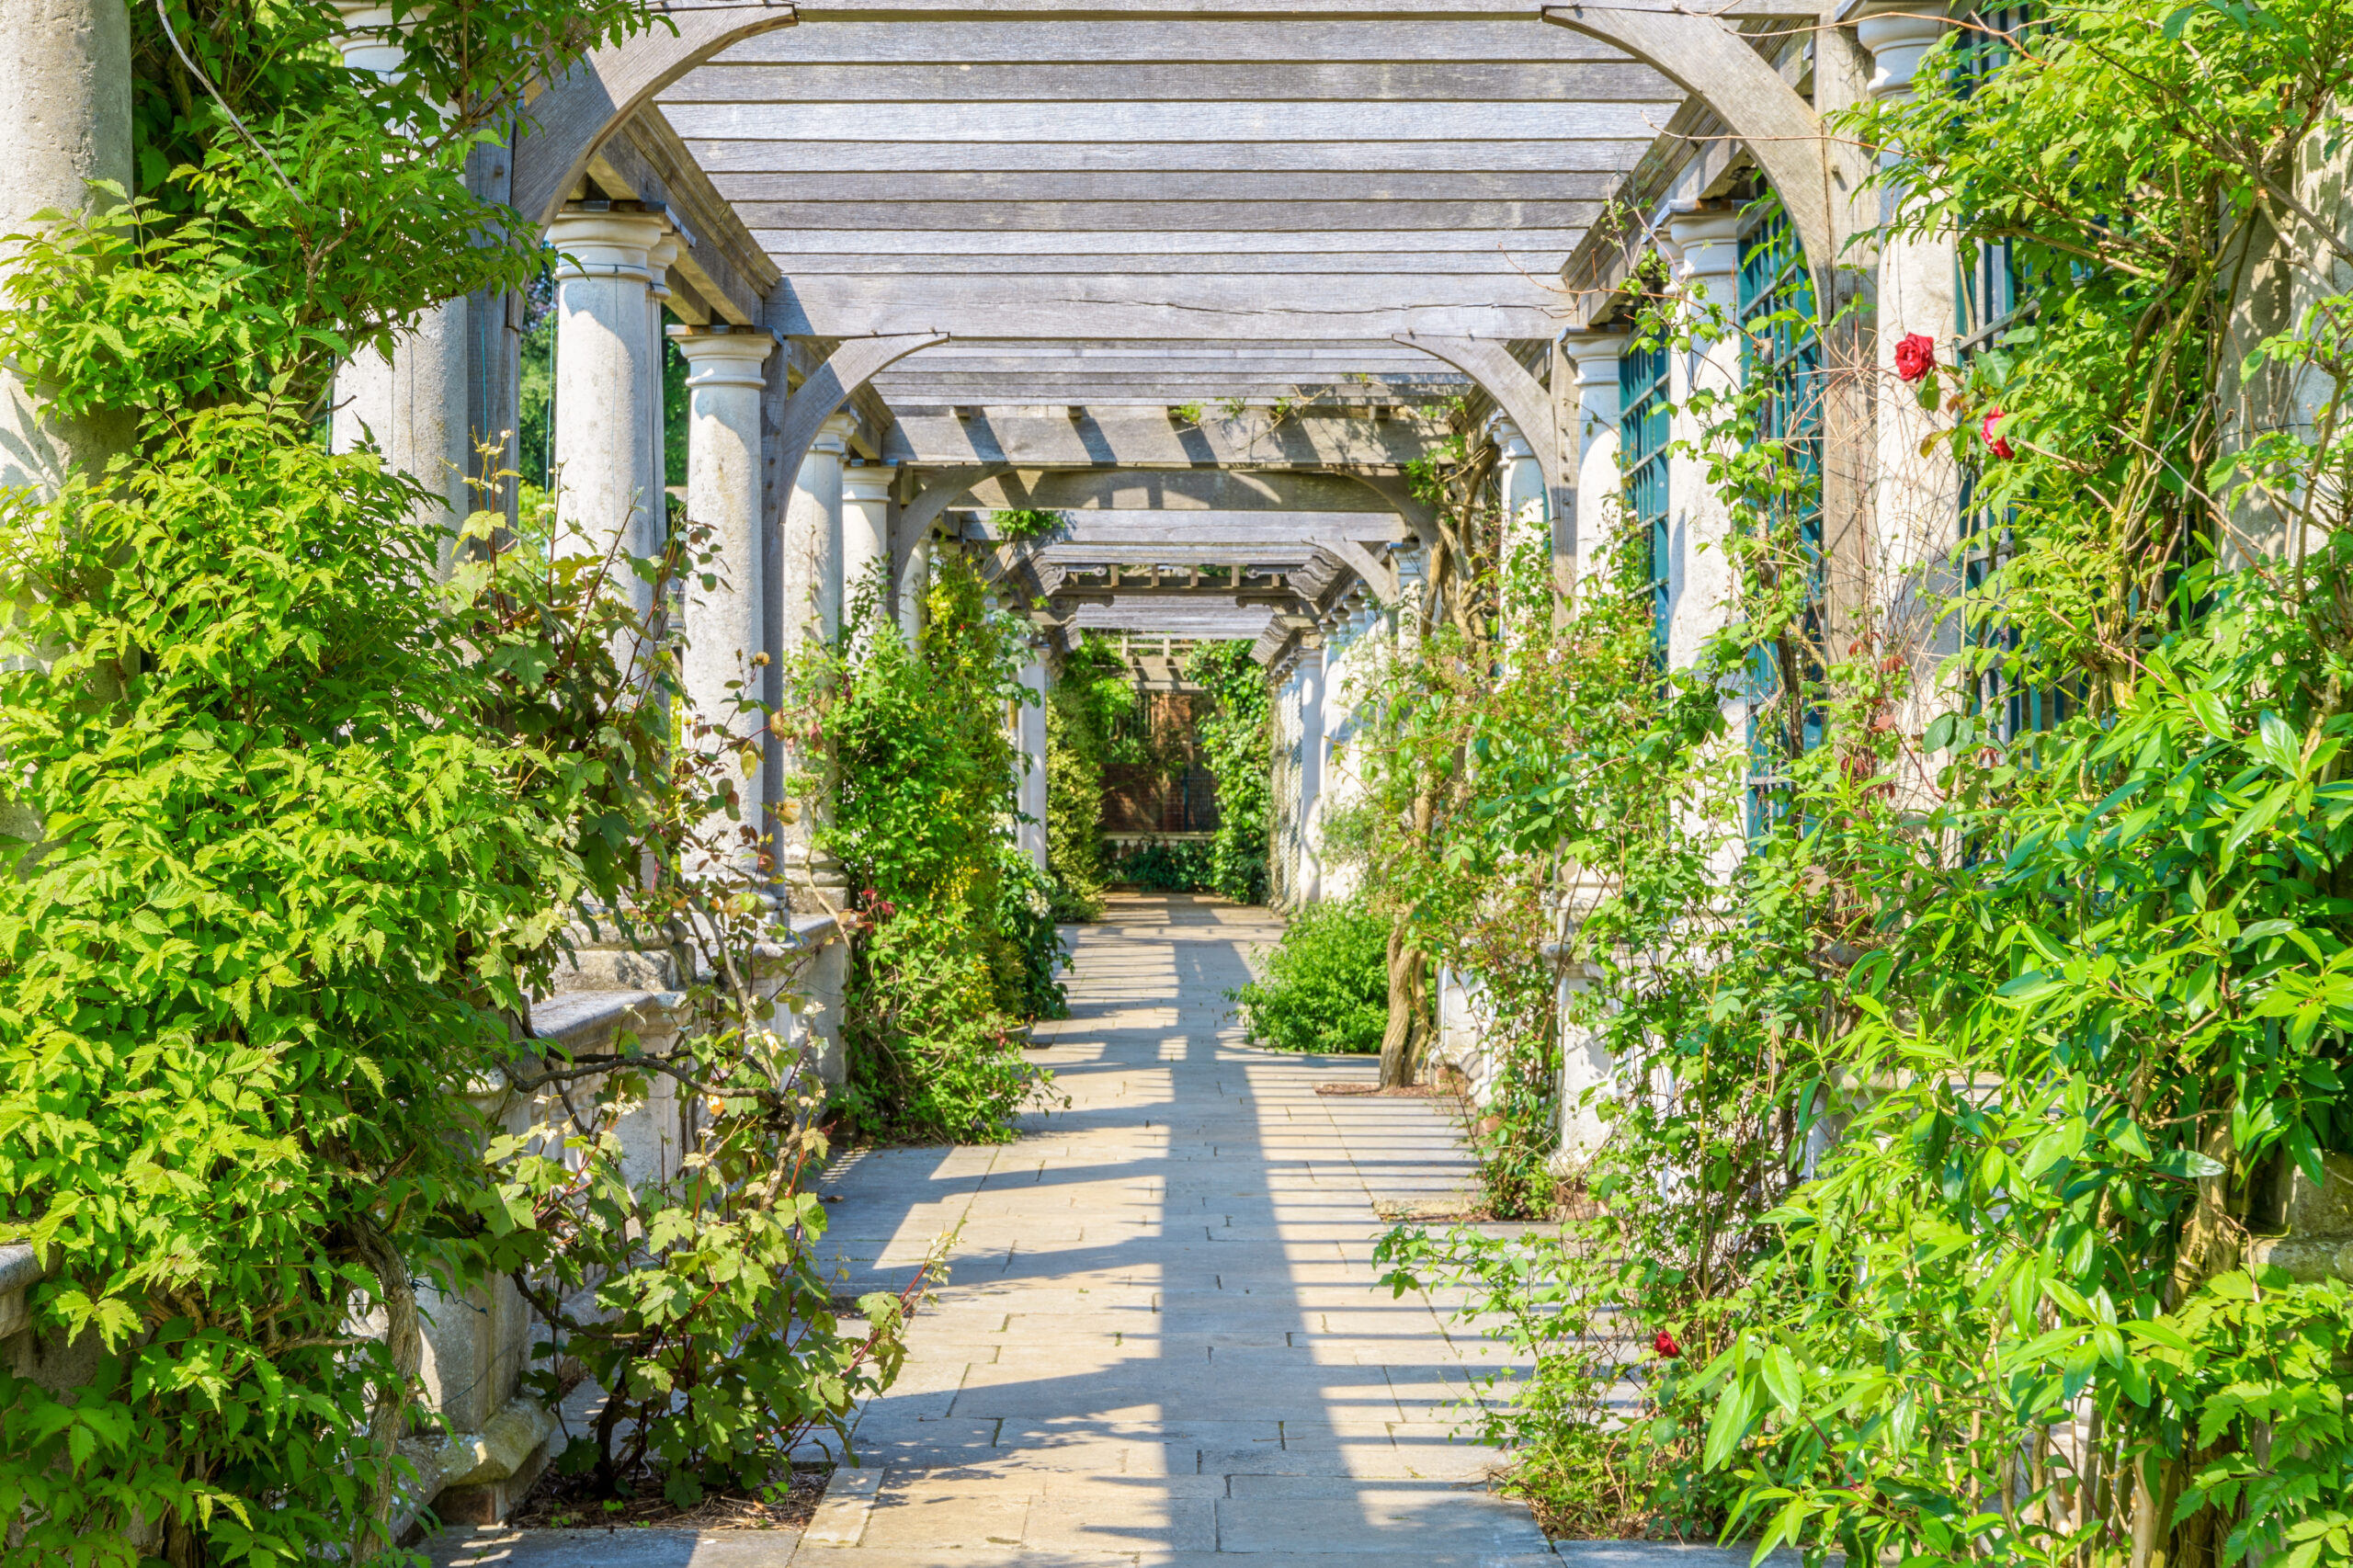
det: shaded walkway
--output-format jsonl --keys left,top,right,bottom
{"left": 432, "top": 892, "right": 1582, "bottom": 1564}
{"left": 792, "top": 892, "right": 1543, "bottom": 1562}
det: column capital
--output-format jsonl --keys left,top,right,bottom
{"left": 1850, "top": 1, "right": 1954, "bottom": 103}
{"left": 810, "top": 411, "right": 858, "bottom": 458}
{"left": 331, "top": 3, "right": 404, "bottom": 75}
{"left": 669, "top": 325, "right": 777, "bottom": 388}
{"left": 1557, "top": 330, "right": 1627, "bottom": 389}
{"left": 843, "top": 463, "right": 896, "bottom": 504}
{"left": 1485, "top": 415, "right": 1534, "bottom": 461}
{"left": 549, "top": 206, "right": 668, "bottom": 285}
{"left": 1666, "top": 204, "right": 1744, "bottom": 290}
{"left": 646, "top": 231, "right": 681, "bottom": 300}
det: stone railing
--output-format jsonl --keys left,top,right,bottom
{"left": 0, "top": 912, "right": 850, "bottom": 1540}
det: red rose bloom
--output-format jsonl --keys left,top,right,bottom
{"left": 1982, "top": 408, "right": 2015, "bottom": 460}
{"left": 1894, "top": 333, "right": 1936, "bottom": 383}
{"left": 1653, "top": 1329, "right": 1681, "bottom": 1358}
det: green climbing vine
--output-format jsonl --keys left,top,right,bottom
{"left": 1375, "top": 4, "right": 2353, "bottom": 1562}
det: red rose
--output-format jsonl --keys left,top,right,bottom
{"left": 1982, "top": 408, "right": 2014, "bottom": 460}
{"left": 1894, "top": 333, "right": 1936, "bottom": 383}
{"left": 1653, "top": 1329, "right": 1681, "bottom": 1358}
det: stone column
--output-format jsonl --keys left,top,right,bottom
{"left": 671, "top": 326, "right": 776, "bottom": 863}
{"left": 0, "top": 1, "right": 131, "bottom": 497}
{"left": 897, "top": 530, "right": 931, "bottom": 650}
{"left": 1016, "top": 649, "right": 1050, "bottom": 874}
{"left": 326, "top": 6, "right": 471, "bottom": 545}
{"left": 642, "top": 230, "right": 680, "bottom": 565}
{"left": 1854, "top": 2, "right": 1963, "bottom": 663}
{"left": 781, "top": 412, "right": 856, "bottom": 652}
{"left": 1493, "top": 416, "right": 1546, "bottom": 648}
{"left": 1294, "top": 643, "right": 1326, "bottom": 903}
{"left": 1556, "top": 331, "right": 1625, "bottom": 589}
{"left": 1662, "top": 204, "right": 1745, "bottom": 674}
{"left": 547, "top": 205, "right": 667, "bottom": 619}
{"left": 841, "top": 462, "right": 895, "bottom": 637}
{"left": 777, "top": 411, "right": 856, "bottom": 906}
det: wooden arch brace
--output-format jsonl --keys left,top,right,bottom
{"left": 515, "top": 8, "right": 801, "bottom": 232}
{"left": 1391, "top": 331, "right": 1564, "bottom": 522}
{"left": 893, "top": 464, "right": 1010, "bottom": 584}
{"left": 775, "top": 333, "right": 952, "bottom": 513}
{"left": 1539, "top": 4, "right": 1835, "bottom": 282}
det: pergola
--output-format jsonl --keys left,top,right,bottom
{"left": 501, "top": 0, "right": 1856, "bottom": 666}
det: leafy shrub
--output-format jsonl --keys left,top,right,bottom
{"left": 1044, "top": 636, "right": 1132, "bottom": 920}
{"left": 1107, "top": 837, "right": 1214, "bottom": 892}
{"left": 809, "top": 559, "right": 1058, "bottom": 1143}
{"left": 1229, "top": 897, "right": 1392, "bottom": 1053}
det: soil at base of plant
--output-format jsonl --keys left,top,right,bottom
{"left": 1315, "top": 1083, "right": 1461, "bottom": 1097}
{"left": 505, "top": 1460, "right": 833, "bottom": 1531}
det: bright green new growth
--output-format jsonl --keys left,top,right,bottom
{"left": 1184, "top": 642, "right": 1272, "bottom": 904}
{"left": 0, "top": 6, "right": 914, "bottom": 1559}
{"left": 1374, "top": 1, "right": 2353, "bottom": 1561}
{"left": 801, "top": 560, "right": 1063, "bottom": 1143}
{"left": 1230, "top": 897, "right": 1392, "bottom": 1055}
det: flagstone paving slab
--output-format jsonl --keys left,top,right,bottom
{"left": 428, "top": 894, "right": 1601, "bottom": 1565}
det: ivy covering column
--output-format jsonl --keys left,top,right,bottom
{"left": 1662, "top": 204, "right": 1745, "bottom": 672}
{"left": 1854, "top": 1, "right": 1963, "bottom": 640}
{"left": 779, "top": 410, "right": 855, "bottom": 903}
{"left": 1556, "top": 330, "right": 1625, "bottom": 589}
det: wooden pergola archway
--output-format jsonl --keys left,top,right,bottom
{"left": 514, "top": 0, "right": 1847, "bottom": 649}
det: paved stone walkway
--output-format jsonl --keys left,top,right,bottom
{"left": 435, "top": 893, "right": 1716, "bottom": 1566}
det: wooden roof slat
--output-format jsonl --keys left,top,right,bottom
{"left": 689, "top": 138, "right": 1673, "bottom": 174}
{"left": 669, "top": 61, "right": 1674, "bottom": 101}
{"left": 664, "top": 101, "right": 1673, "bottom": 142}
{"left": 748, "top": 227, "right": 1594, "bottom": 255}
{"left": 708, "top": 170, "right": 1625, "bottom": 202}
{"left": 713, "top": 18, "right": 1635, "bottom": 62}
{"left": 734, "top": 200, "right": 1604, "bottom": 233}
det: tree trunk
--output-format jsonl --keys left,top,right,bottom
{"left": 1379, "top": 920, "right": 1426, "bottom": 1088}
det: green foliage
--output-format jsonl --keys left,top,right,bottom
{"left": 1230, "top": 897, "right": 1392, "bottom": 1054}
{"left": 0, "top": 6, "right": 909, "bottom": 1560}
{"left": 803, "top": 558, "right": 1060, "bottom": 1143}
{"left": 991, "top": 508, "right": 1064, "bottom": 543}
{"left": 1108, "top": 838, "right": 1214, "bottom": 892}
{"left": 1183, "top": 642, "right": 1272, "bottom": 904}
{"left": 1381, "top": 3, "right": 2353, "bottom": 1560}
{"left": 1044, "top": 634, "right": 1134, "bottom": 920}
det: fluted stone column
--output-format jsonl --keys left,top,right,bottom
{"left": 781, "top": 412, "right": 855, "bottom": 652}
{"left": 1294, "top": 643, "right": 1326, "bottom": 904}
{"left": 777, "top": 411, "right": 856, "bottom": 906}
{"left": 547, "top": 206, "right": 667, "bottom": 619}
{"left": 1855, "top": 2, "right": 1963, "bottom": 644}
{"left": 897, "top": 530, "right": 931, "bottom": 650}
{"left": 1492, "top": 416, "right": 1546, "bottom": 649}
{"left": 1556, "top": 331, "right": 1625, "bottom": 587}
{"left": 643, "top": 230, "right": 679, "bottom": 561}
{"left": 672, "top": 327, "right": 776, "bottom": 865}
{"left": 1663, "top": 204, "right": 1745, "bottom": 673}
{"left": 841, "top": 462, "right": 895, "bottom": 635}
{"left": 327, "top": 5, "right": 471, "bottom": 544}
{"left": 1016, "top": 650, "right": 1050, "bottom": 874}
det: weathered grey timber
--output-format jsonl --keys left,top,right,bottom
{"left": 512, "top": 8, "right": 798, "bottom": 231}
{"left": 672, "top": 59, "right": 1677, "bottom": 102}
{"left": 886, "top": 407, "right": 1450, "bottom": 470}
{"left": 1540, "top": 4, "right": 1836, "bottom": 279}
